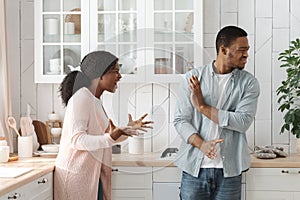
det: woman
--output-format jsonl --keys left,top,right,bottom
{"left": 54, "top": 51, "right": 152, "bottom": 200}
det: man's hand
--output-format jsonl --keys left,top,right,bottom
{"left": 127, "top": 113, "right": 153, "bottom": 132}
{"left": 189, "top": 75, "right": 205, "bottom": 110}
{"left": 199, "top": 139, "right": 224, "bottom": 159}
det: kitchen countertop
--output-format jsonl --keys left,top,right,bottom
{"left": 1, "top": 153, "right": 300, "bottom": 196}
{"left": 0, "top": 157, "right": 55, "bottom": 196}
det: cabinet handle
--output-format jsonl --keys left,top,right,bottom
{"left": 38, "top": 178, "right": 48, "bottom": 184}
{"left": 112, "top": 169, "right": 119, "bottom": 172}
{"left": 8, "top": 193, "right": 21, "bottom": 199}
{"left": 281, "top": 170, "right": 289, "bottom": 174}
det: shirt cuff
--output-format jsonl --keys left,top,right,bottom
{"left": 218, "top": 109, "right": 229, "bottom": 127}
{"left": 104, "top": 133, "right": 116, "bottom": 145}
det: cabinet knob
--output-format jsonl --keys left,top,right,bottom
{"left": 112, "top": 169, "right": 119, "bottom": 172}
{"left": 38, "top": 178, "right": 48, "bottom": 184}
{"left": 8, "top": 193, "right": 21, "bottom": 199}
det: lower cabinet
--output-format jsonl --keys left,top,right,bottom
{"left": 111, "top": 166, "right": 152, "bottom": 200}
{"left": 0, "top": 172, "right": 53, "bottom": 200}
{"left": 152, "top": 167, "right": 181, "bottom": 200}
{"left": 246, "top": 168, "right": 300, "bottom": 200}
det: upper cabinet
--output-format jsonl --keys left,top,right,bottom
{"left": 35, "top": 0, "right": 203, "bottom": 83}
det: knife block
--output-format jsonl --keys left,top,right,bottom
{"left": 46, "top": 120, "right": 62, "bottom": 144}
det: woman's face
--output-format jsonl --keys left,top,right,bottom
{"left": 100, "top": 62, "right": 122, "bottom": 93}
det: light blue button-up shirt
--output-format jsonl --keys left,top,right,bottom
{"left": 173, "top": 62, "right": 260, "bottom": 177}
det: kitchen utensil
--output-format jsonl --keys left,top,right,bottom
{"left": 7, "top": 117, "right": 21, "bottom": 137}
{"left": 20, "top": 117, "right": 32, "bottom": 136}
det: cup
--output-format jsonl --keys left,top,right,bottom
{"left": 64, "top": 22, "right": 75, "bottom": 34}
{"left": 44, "top": 18, "right": 59, "bottom": 35}
{"left": 49, "top": 58, "right": 61, "bottom": 73}
{"left": 0, "top": 146, "right": 9, "bottom": 162}
{"left": 18, "top": 135, "right": 33, "bottom": 158}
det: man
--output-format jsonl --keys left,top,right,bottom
{"left": 174, "top": 26, "right": 260, "bottom": 200}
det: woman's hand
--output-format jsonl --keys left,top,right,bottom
{"left": 127, "top": 113, "right": 153, "bottom": 132}
{"left": 109, "top": 119, "right": 138, "bottom": 141}
{"left": 189, "top": 75, "right": 205, "bottom": 110}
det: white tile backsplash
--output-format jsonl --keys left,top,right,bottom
{"left": 255, "top": 120, "right": 272, "bottom": 146}
{"left": 272, "top": 29, "right": 289, "bottom": 52}
{"left": 20, "top": 1, "right": 34, "bottom": 39}
{"left": 290, "top": 13, "right": 300, "bottom": 41}
{"left": 255, "top": 0, "right": 272, "bottom": 18}
{"left": 272, "top": 92, "right": 289, "bottom": 144}
{"left": 272, "top": 52, "right": 287, "bottom": 92}
{"left": 273, "top": 0, "right": 289, "bottom": 28}
{"left": 256, "top": 82, "right": 272, "bottom": 120}
{"left": 220, "top": 12, "right": 237, "bottom": 28}
{"left": 203, "top": 33, "right": 216, "bottom": 48}
{"left": 255, "top": 39, "right": 272, "bottom": 83}
{"left": 238, "top": 0, "right": 255, "bottom": 34}
{"left": 221, "top": 0, "right": 238, "bottom": 12}
{"left": 255, "top": 18, "right": 272, "bottom": 53}
{"left": 203, "top": 0, "right": 220, "bottom": 33}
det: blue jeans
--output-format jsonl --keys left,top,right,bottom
{"left": 180, "top": 168, "right": 241, "bottom": 200}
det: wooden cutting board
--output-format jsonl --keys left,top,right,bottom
{"left": 32, "top": 120, "right": 51, "bottom": 150}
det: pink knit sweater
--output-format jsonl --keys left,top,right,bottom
{"left": 54, "top": 87, "right": 115, "bottom": 200}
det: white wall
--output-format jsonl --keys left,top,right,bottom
{"left": 6, "top": 0, "right": 300, "bottom": 153}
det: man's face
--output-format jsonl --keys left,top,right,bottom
{"left": 225, "top": 37, "right": 250, "bottom": 70}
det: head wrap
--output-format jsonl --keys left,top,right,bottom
{"left": 80, "top": 51, "right": 118, "bottom": 80}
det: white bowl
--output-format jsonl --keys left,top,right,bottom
{"left": 41, "top": 144, "right": 60, "bottom": 153}
{"left": 51, "top": 128, "right": 62, "bottom": 136}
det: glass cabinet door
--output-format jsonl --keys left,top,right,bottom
{"left": 90, "top": 0, "right": 145, "bottom": 82}
{"left": 35, "top": 0, "right": 89, "bottom": 83}
{"left": 146, "top": 0, "right": 202, "bottom": 82}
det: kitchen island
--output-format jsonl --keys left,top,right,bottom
{"left": 1, "top": 153, "right": 300, "bottom": 198}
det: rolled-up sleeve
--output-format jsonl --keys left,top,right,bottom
{"left": 174, "top": 73, "right": 200, "bottom": 143}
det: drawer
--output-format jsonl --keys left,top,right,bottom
{"left": 112, "top": 167, "right": 152, "bottom": 190}
{"left": 153, "top": 167, "right": 181, "bottom": 182}
{"left": 246, "top": 168, "right": 300, "bottom": 191}
{"left": 1, "top": 172, "right": 53, "bottom": 200}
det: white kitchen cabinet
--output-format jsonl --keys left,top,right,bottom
{"left": 34, "top": 0, "right": 89, "bottom": 83}
{"left": 246, "top": 168, "right": 300, "bottom": 200}
{"left": 35, "top": 0, "right": 203, "bottom": 83}
{"left": 152, "top": 167, "right": 181, "bottom": 200}
{"left": 0, "top": 172, "right": 53, "bottom": 200}
{"left": 111, "top": 166, "right": 152, "bottom": 200}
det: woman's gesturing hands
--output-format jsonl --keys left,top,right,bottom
{"left": 109, "top": 119, "right": 138, "bottom": 141}
{"left": 109, "top": 113, "right": 153, "bottom": 141}
{"left": 127, "top": 113, "right": 153, "bottom": 132}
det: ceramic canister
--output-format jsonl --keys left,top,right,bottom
{"left": 128, "top": 134, "right": 144, "bottom": 154}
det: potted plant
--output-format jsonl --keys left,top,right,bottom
{"left": 276, "top": 38, "right": 300, "bottom": 152}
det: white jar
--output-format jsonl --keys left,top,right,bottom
{"left": 128, "top": 134, "right": 144, "bottom": 154}
{"left": 0, "top": 146, "right": 9, "bottom": 162}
